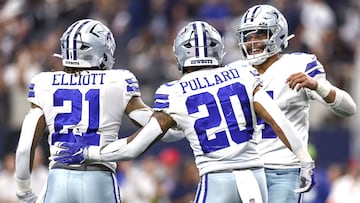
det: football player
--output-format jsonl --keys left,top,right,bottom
{"left": 14, "top": 19, "right": 154, "bottom": 203}
{"left": 230, "top": 4, "right": 357, "bottom": 203}
{"left": 55, "top": 21, "right": 316, "bottom": 203}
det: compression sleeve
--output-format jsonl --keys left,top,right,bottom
{"left": 328, "top": 86, "right": 357, "bottom": 117}
{"left": 254, "top": 90, "right": 313, "bottom": 162}
{"left": 161, "top": 129, "right": 185, "bottom": 142}
{"left": 92, "top": 117, "right": 163, "bottom": 162}
{"left": 128, "top": 107, "right": 153, "bottom": 126}
{"left": 15, "top": 108, "right": 43, "bottom": 195}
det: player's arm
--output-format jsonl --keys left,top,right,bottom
{"left": 253, "top": 86, "right": 315, "bottom": 193}
{"left": 286, "top": 73, "right": 356, "bottom": 117}
{"left": 125, "top": 96, "right": 153, "bottom": 127}
{"left": 92, "top": 111, "right": 175, "bottom": 161}
{"left": 55, "top": 111, "right": 176, "bottom": 163}
{"left": 15, "top": 103, "right": 46, "bottom": 201}
{"left": 125, "top": 96, "right": 184, "bottom": 142}
{"left": 253, "top": 86, "right": 312, "bottom": 162}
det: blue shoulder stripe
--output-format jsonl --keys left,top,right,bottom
{"left": 28, "top": 83, "right": 35, "bottom": 98}
{"left": 125, "top": 78, "right": 140, "bottom": 92}
{"left": 305, "top": 60, "right": 324, "bottom": 78}
{"left": 153, "top": 93, "right": 169, "bottom": 109}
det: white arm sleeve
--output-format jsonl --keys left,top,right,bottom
{"left": 254, "top": 90, "right": 313, "bottom": 162}
{"left": 328, "top": 86, "right": 357, "bottom": 117}
{"left": 161, "top": 128, "right": 185, "bottom": 142}
{"left": 314, "top": 80, "right": 356, "bottom": 117}
{"left": 128, "top": 107, "right": 153, "bottom": 126}
{"left": 15, "top": 107, "right": 43, "bottom": 195}
{"left": 94, "top": 117, "right": 163, "bottom": 162}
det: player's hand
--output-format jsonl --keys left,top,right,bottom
{"left": 294, "top": 161, "right": 316, "bottom": 193}
{"left": 286, "top": 72, "right": 317, "bottom": 91}
{"left": 17, "top": 192, "right": 38, "bottom": 203}
{"left": 53, "top": 136, "right": 89, "bottom": 164}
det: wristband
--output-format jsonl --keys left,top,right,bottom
{"left": 87, "top": 146, "right": 101, "bottom": 161}
{"left": 15, "top": 177, "right": 32, "bottom": 196}
{"left": 316, "top": 81, "right": 331, "bottom": 98}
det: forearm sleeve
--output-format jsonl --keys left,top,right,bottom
{"left": 254, "top": 90, "right": 312, "bottom": 162}
{"left": 161, "top": 129, "right": 185, "bottom": 142}
{"left": 128, "top": 107, "right": 153, "bottom": 127}
{"left": 328, "top": 86, "right": 357, "bottom": 117}
{"left": 15, "top": 108, "right": 43, "bottom": 195}
{"left": 98, "top": 117, "right": 163, "bottom": 162}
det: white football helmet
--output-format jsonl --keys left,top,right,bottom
{"left": 60, "top": 19, "right": 116, "bottom": 69}
{"left": 173, "top": 21, "right": 226, "bottom": 75}
{"left": 236, "top": 5, "right": 289, "bottom": 65}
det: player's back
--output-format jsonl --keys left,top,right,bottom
{"left": 28, "top": 69, "right": 140, "bottom": 170}
{"left": 154, "top": 64, "right": 263, "bottom": 176}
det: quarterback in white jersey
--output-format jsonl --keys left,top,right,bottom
{"left": 55, "top": 21, "right": 316, "bottom": 203}
{"left": 15, "top": 19, "right": 153, "bottom": 203}
{"left": 232, "top": 4, "right": 357, "bottom": 203}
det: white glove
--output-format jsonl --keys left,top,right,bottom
{"left": 17, "top": 192, "right": 38, "bottom": 203}
{"left": 294, "top": 161, "right": 316, "bottom": 193}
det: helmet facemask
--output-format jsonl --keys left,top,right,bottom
{"left": 236, "top": 5, "right": 289, "bottom": 66}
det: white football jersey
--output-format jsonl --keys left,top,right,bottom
{"left": 153, "top": 63, "right": 263, "bottom": 176}
{"left": 232, "top": 52, "right": 328, "bottom": 169}
{"left": 28, "top": 69, "right": 141, "bottom": 171}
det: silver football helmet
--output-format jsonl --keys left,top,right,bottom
{"left": 173, "top": 21, "right": 226, "bottom": 75}
{"left": 60, "top": 19, "right": 116, "bottom": 69}
{"left": 236, "top": 5, "right": 290, "bottom": 65}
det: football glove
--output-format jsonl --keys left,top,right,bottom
{"left": 54, "top": 135, "right": 88, "bottom": 165}
{"left": 17, "top": 192, "right": 38, "bottom": 203}
{"left": 294, "top": 161, "right": 316, "bottom": 193}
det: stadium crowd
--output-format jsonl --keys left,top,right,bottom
{"left": 0, "top": 0, "right": 359, "bottom": 202}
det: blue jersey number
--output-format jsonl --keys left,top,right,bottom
{"left": 186, "top": 83, "right": 254, "bottom": 153}
{"left": 52, "top": 89, "right": 100, "bottom": 145}
{"left": 256, "top": 90, "right": 277, "bottom": 139}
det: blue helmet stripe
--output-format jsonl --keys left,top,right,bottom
{"left": 250, "top": 6, "right": 261, "bottom": 22}
{"left": 201, "top": 22, "right": 208, "bottom": 57}
{"left": 72, "top": 20, "right": 90, "bottom": 60}
{"left": 192, "top": 23, "right": 200, "bottom": 57}
{"left": 65, "top": 21, "right": 80, "bottom": 59}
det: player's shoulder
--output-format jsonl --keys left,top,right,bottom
{"left": 155, "top": 80, "right": 178, "bottom": 94}
{"left": 283, "top": 52, "right": 319, "bottom": 63}
{"left": 30, "top": 71, "right": 59, "bottom": 84}
{"left": 225, "top": 60, "right": 260, "bottom": 77}
{"left": 107, "top": 68, "right": 137, "bottom": 78}
{"left": 226, "top": 59, "right": 252, "bottom": 69}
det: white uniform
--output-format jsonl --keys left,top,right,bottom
{"left": 230, "top": 52, "right": 356, "bottom": 168}
{"left": 29, "top": 69, "right": 140, "bottom": 172}
{"left": 153, "top": 63, "right": 264, "bottom": 176}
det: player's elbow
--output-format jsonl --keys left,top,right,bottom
{"left": 332, "top": 104, "right": 357, "bottom": 117}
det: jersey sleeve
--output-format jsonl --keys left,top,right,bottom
{"left": 27, "top": 73, "right": 44, "bottom": 106}
{"left": 303, "top": 54, "right": 326, "bottom": 80}
{"left": 123, "top": 70, "right": 142, "bottom": 98}
{"left": 153, "top": 81, "right": 177, "bottom": 112}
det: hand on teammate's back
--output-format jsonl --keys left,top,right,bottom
{"left": 54, "top": 135, "right": 88, "bottom": 165}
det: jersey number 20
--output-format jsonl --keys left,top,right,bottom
{"left": 186, "top": 83, "right": 254, "bottom": 153}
